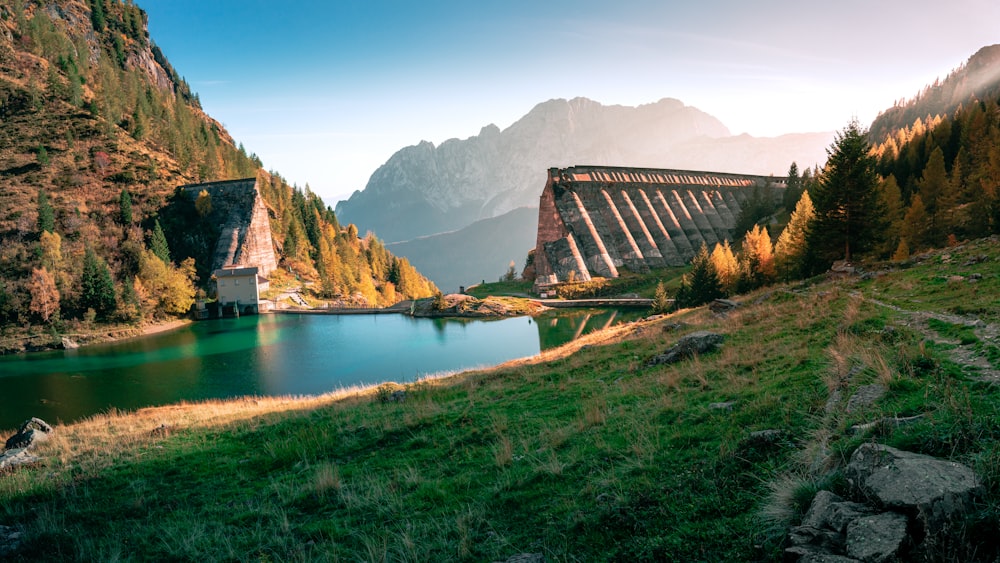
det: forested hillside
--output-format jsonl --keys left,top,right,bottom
{"left": 0, "top": 0, "right": 435, "bottom": 346}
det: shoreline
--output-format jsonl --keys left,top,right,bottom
{"left": 140, "top": 318, "right": 192, "bottom": 337}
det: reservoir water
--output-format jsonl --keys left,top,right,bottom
{"left": 0, "top": 309, "right": 637, "bottom": 429}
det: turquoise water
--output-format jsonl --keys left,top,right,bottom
{"left": 0, "top": 309, "right": 637, "bottom": 429}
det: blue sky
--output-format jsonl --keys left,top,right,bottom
{"left": 140, "top": 0, "right": 1000, "bottom": 206}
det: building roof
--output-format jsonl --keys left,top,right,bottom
{"left": 213, "top": 266, "right": 260, "bottom": 278}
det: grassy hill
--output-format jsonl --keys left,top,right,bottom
{"left": 2, "top": 237, "right": 998, "bottom": 561}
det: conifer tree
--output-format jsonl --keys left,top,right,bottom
{"left": 783, "top": 162, "right": 802, "bottom": 210}
{"left": 805, "top": 119, "right": 884, "bottom": 272}
{"left": 738, "top": 224, "right": 775, "bottom": 291}
{"left": 37, "top": 188, "right": 55, "bottom": 234}
{"left": 150, "top": 219, "right": 171, "bottom": 264}
{"left": 876, "top": 175, "right": 905, "bottom": 257}
{"left": 902, "top": 194, "right": 930, "bottom": 251}
{"left": 916, "top": 147, "right": 948, "bottom": 244}
{"left": 80, "top": 247, "right": 117, "bottom": 321}
{"left": 119, "top": 188, "right": 133, "bottom": 225}
{"left": 710, "top": 240, "right": 738, "bottom": 295}
{"left": 774, "top": 191, "right": 814, "bottom": 280}
{"left": 675, "top": 243, "right": 723, "bottom": 309}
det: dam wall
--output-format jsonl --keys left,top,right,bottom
{"left": 532, "top": 165, "right": 783, "bottom": 288}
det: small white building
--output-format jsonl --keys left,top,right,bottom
{"left": 213, "top": 265, "right": 269, "bottom": 316}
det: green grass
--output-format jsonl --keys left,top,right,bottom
{"left": 2, "top": 239, "right": 1000, "bottom": 561}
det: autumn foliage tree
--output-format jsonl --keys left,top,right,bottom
{"left": 29, "top": 267, "right": 60, "bottom": 323}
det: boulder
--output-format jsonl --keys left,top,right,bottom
{"left": 4, "top": 417, "right": 53, "bottom": 450}
{"left": 0, "top": 525, "right": 22, "bottom": 558}
{"left": 844, "top": 512, "right": 908, "bottom": 562}
{"left": 646, "top": 331, "right": 723, "bottom": 366}
{"left": 709, "top": 299, "right": 740, "bottom": 313}
{"left": 846, "top": 444, "right": 982, "bottom": 537}
{"left": 0, "top": 448, "right": 41, "bottom": 471}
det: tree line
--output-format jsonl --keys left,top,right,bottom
{"left": 673, "top": 103, "right": 1000, "bottom": 310}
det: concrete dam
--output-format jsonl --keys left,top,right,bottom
{"left": 532, "top": 165, "right": 784, "bottom": 288}
{"left": 180, "top": 178, "right": 278, "bottom": 278}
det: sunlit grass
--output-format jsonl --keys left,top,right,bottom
{"left": 2, "top": 239, "right": 1000, "bottom": 560}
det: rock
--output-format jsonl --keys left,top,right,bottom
{"left": 797, "top": 553, "right": 861, "bottom": 563}
{"left": 0, "top": 448, "right": 41, "bottom": 471}
{"left": 797, "top": 490, "right": 875, "bottom": 535}
{"left": 946, "top": 275, "right": 966, "bottom": 283}
{"left": 0, "top": 524, "right": 22, "bottom": 558}
{"left": 709, "top": 401, "right": 735, "bottom": 411}
{"left": 4, "top": 417, "right": 53, "bottom": 450}
{"left": 493, "top": 554, "right": 544, "bottom": 563}
{"left": 846, "top": 444, "right": 982, "bottom": 537}
{"left": 61, "top": 336, "right": 78, "bottom": 349}
{"left": 150, "top": 424, "right": 171, "bottom": 437}
{"left": 831, "top": 261, "right": 856, "bottom": 275}
{"left": 844, "top": 512, "right": 908, "bottom": 562}
{"left": 646, "top": 331, "right": 724, "bottom": 366}
{"left": 845, "top": 384, "right": 885, "bottom": 413}
{"left": 709, "top": 298, "right": 740, "bottom": 313}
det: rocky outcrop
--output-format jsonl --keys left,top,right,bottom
{"left": 181, "top": 178, "right": 278, "bottom": 277}
{"left": 785, "top": 444, "right": 983, "bottom": 562}
{"left": 1, "top": 417, "right": 53, "bottom": 471}
{"left": 647, "top": 331, "right": 724, "bottom": 366}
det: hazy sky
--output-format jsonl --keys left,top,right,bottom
{"left": 141, "top": 0, "right": 1000, "bottom": 206}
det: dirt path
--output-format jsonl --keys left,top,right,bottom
{"left": 859, "top": 293, "right": 1000, "bottom": 383}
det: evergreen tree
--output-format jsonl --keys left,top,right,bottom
{"left": 37, "top": 188, "right": 55, "bottom": 234}
{"left": 916, "top": 147, "right": 948, "bottom": 244}
{"left": 675, "top": 243, "right": 723, "bottom": 309}
{"left": 875, "top": 175, "right": 905, "bottom": 257}
{"left": 80, "top": 247, "right": 117, "bottom": 321}
{"left": 783, "top": 162, "right": 802, "bottom": 210}
{"left": 119, "top": 188, "right": 133, "bottom": 225}
{"left": 805, "top": 120, "right": 884, "bottom": 272}
{"left": 150, "top": 219, "right": 171, "bottom": 264}
{"left": 902, "top": 194, "right": 931, "bottom": 251}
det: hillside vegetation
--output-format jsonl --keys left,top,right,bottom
{"left": 1, "top": 237, "right": 998, "bottom": 561}
{"left": 0, "top": 1, "right": 436, "bottom": 350}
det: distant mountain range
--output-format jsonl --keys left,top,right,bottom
{"left": 336, "top": 97, "right": 834, "bottom": 290}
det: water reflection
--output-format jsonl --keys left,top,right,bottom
{"left": 0, "top": 309, "right": 642, "bottom": 429}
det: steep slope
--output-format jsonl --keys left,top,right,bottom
{"left": 335, "top": 97, "right": 832, "bottom": 243}
{"left": 0, "top": 1, "right": 436, "bottom": 334}
{"left": 870, "top": 44, "right": 1000, "bottom": 143}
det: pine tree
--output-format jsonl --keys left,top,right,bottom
{"left": 80, "top": 247, "right": 117, "bottom": 321}
{"left": 774, "top": 191, "right": 814, "bottom": 280}
{"left": 805, "top": 119, "right": 884, "bottom": 272}
{"left": 783, "top": 162, "right": 802, "bottom": 210}
{"left": 150, "top": 219, "right": 171, "bottom": 264}
{"left": 119, "top": 188, "right": 133, "bottom": 225}
{"left": 875, "top": 175, "right": 905, "bottom": 257}
{"left": 675, "top": 243, "right": 723, "bottom": 309}
{"left": 902, "top": 194, "right": 931, "bottom": 251}
{"left": 916, "top": 147, "right": 948, "bottom": 244}
{"left": 37, "top": 188, "right": 55, "bottom": 234}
